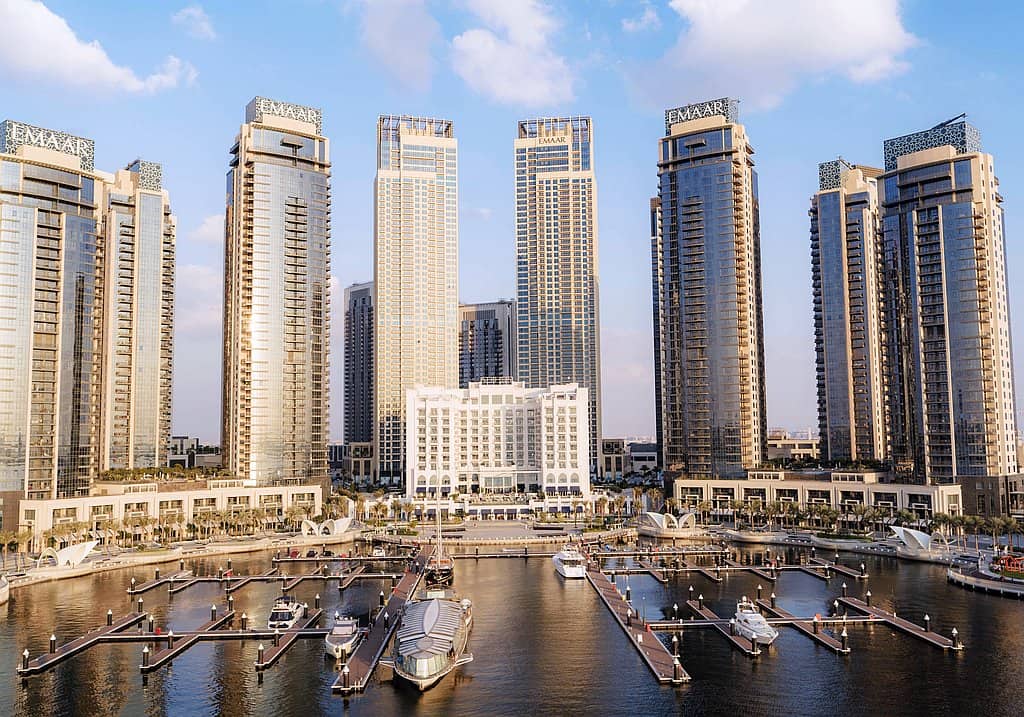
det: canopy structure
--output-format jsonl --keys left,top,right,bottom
{"left": 36, "top": 540, "right": 99, "bottom": 569}
{"left": 890, "top": 525, "right": 950, "bottom": 552}
{"left": 300, "top": 517, "right": 353, "bottom": 536}
{"left": 637, "top": 511, "right": 697, "bottom": 532}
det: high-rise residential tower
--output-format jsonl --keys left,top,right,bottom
{"left": 344, "top": 281, "right": 374, "bottom": 445}
{"left": 100, "top": 160, "right": 176, "bottom": 471}
{"left": 651, "top": 98, "right": 767, "bottom": 479}
{"left": 459, "top": 300, "right": 516, "bottom": 387}
{"left": 374, "top": 115, "right": 458, "bottom": 483}
{"left": 881, "top": 117, "right": 1017, "bottom": 488}
{"left": 810, "top": 159, "right": 887, "bottom": 463}
{"left": 0, "top": 120, "right": 175, "bottom": 531}
{"left": 222, "top": 98, "right": 330, "bottom": 486}
{"left": 515, "top": 117, "right": 602, "bottom": 471}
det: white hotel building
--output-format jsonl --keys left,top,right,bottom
{"left": 405, "top": 381, "right": 590, "bottom": 500}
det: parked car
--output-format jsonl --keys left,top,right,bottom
{"left": 306, "top": 549, "right": 317, "bottom": 558}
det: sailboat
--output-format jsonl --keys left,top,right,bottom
{"left": 423, "top": 474, "right": 454, "bottom": 587}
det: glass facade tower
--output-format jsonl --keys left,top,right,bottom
{"left": 459, "top": 300, "right": 516, "bottom": 387}
{"left": 810, "top": 159, "right": 887, "bottom": 462}
{"left": 344, "top": 281, "right": 374, "bottom": 445}
{"left": 373, "top": 116, "right": 458, "bottom": 484}
{"left": 651, "top": 99, "right": 767, "bottom": 479}
{"left": 223, "top": 98, "right": 330, "bottom": 486}
{"left": 515, "top": 117, "right": 601, "bottom": 473}
{"left": 0, "top": 121, "right": 174, "bottom": 534}
{"left": 881, "top": 118, "right": 1017, "bottom": 485}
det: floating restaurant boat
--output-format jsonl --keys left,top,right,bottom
{"left": 324, "top": 612, "right": 363, "bottom": 660}
{"left": 384, "top": 587, "right": 473, "bottom": 690}
{"left": 733, "top": 597, "right": 779, "bottom": 645}
{"left": 552, "top": 544, "right": 586, "bottom": 579}
{"left": 267, "top": 595, "right": 306, "bottom": 630}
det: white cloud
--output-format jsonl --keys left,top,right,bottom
{"left": 359, "top": 0, "right": 440, "bottom": 90}
{"left": 452, "top": 0, "right": 573, "bottom": 107}
{"left": 635, "top": 0, "right": 916, "bottom": 109}
{"left": 622, "top": 4, "right": 660, "bottom": 33}
{"left": 176, "top": 263, "right": 221, "bottom": 339}
{"left": 187, "top": 213, "right": 224, "bottom": 245}
{"left": 0, "top": 0, "right": 197, "bottom": 93}
{"left": 172, "top": 5, "right": 216, "bottom": 41}
{"left": 464, "top": 207, "right": 493, "bottom": 221}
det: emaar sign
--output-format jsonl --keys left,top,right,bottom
{"left": 664, "top": 98, "right": 739, "bottom": 133}
{"left": 0, "top": 120, "right": 95, "bottom": 170}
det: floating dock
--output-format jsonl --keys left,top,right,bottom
{"left": 838, "top": 597, "right": 962, "bottom": 650}
{"left": 254, "top": 609, "right": 324, "bottom": 671}
{"left": 127, "top": 570, "right": 194, "bottom": 595}
{"left": 755, "top": 599, "right": 849, "bottom": 653}
{"left": 18, "top": 611, "right": 147, "bottom": 675}
{"left": 684, "top": 600, "right": 758, "bottom": 655}
{"left": 143, "top": 609, "right": 236, "bottom": 673}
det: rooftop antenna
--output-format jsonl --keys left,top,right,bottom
{"left": 929, "top": 113, "right": 967, "bottom": 130}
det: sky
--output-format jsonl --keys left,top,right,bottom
{"left": 1, "top": 0, "right": 1023, "bottom": 445}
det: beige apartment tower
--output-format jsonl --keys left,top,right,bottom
{"left": 374, "top": 116, "right": 459, "bottom": 483}
{"left": 222, "top": 98, "right": 330, "bottom": 486}
{"left": 810, "top": 159, "right": 888, "bottom": 463}
{"left": 515, "top": 117, "right": 602, "bottom": 472}
{"left": 0, "top": 120, "right": 174, "bottom": 531}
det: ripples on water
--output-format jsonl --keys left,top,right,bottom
{"left": 0, "top": 547, "right": 1021, "bottom": 716}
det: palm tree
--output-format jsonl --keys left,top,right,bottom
{"left": 285, "top": 505, "right": 306, "bottom": 532}
{"left": 0, "top": 530, "right": 16, "bottom": 569}
{"left": 613, "top": 495, "right": 627, "bottom": 521}
{"left": 697, "top": 500, "right": 713, "bottom": 525}
{"left": 595, "top": 496, "right": 608, "bottom": 517}
{"left": 391, "top": 499, "right": 402, "bottom": 522}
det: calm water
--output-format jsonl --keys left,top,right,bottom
{"left": 0, "top": 546, "right": 1021, "bottom": 716}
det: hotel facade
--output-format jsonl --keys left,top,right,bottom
{"left": 0, "top": 120, "right": 174, "bottom": 530}
{"left": 514, "top": 117, "right": 602, "bottom": 473}
{"left": 373, "top": 116, "right": 459, "bottom": 484}
{"left": 404, "top": 381, "right": 590, "bottom": 500}
{"left": 651, "top": 98, "right": 768, "bottom": 480}
{"left": 222, "top": 98, "right": 330, "bottom": 486}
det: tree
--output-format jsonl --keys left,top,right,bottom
{"left": 613, "top": 495, "right": 627, "bottom": 521}
{"left": 285, "top": 505, "right": 306, "bottom": 532}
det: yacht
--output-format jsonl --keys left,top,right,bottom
{"left": 371, "top": 546, "right": 387, "bottom": 559}
{"left": 267, "top": 595, "right": 307, "bottom": 630}
{"left": 423, "top": 552, "right": 455, "bottom": 587}
{"left": 0, "top": 575, "right": 9, "bottom": 605}
{"left": 384, "top": 587, "right": 473, "bottom": 690}
{"left": 324, "top": 612, "right": 363, "bottom": 660}
{"left": 552, "top": 545, "right": 586, "bottom": 579}
{"left": 733, "top": 597, "right": 779, "bottom": 646}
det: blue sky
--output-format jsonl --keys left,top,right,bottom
{"left": 2, "top": 0, "right": 1023, "bottom": 444}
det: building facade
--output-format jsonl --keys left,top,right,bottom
{"left": 344, "top": 281, "right": 374, "bottom": 445}
{"left": 459, "top": 300, "right": 515, "bottom": 387}
{"left": 881, "top": 118, "right": 1017, "bottom": 485}
{"left": 222, "top": 98, "right": 330, "bottom": 486}
{"left": 0, "top": 121, "right": 174, "bottom": 532}
{"left": 405, "top": 381, "right": 590, "bottom": 499}
{"left": 374, "top": 116, "right": 459, "bottom": 484}
{"left": 810, "top": 160, "right": 887, "bottom": 463}
{"left": 515, "top": 117, "right": 602, "bottom": 472}
{"left": 651, "top": 98, "right": 768, "bottom": 479}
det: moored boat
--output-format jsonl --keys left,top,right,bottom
{"left": 552, "top": 545, "right": 586, "bottom": 579}
{"left": 324, "top": 612, "right": 363, "bottom": 660}
{"left": 267, "top": 595, "right": 306, "bottom": 630}
{"left": 385, "top": 587, "right": 473, "bottom": 690}
{"left": 733, "top": 597, "right": 778, "bottom": 645}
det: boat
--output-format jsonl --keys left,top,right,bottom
{"left": 422, "top": 476, "right": 454, "bottom": 586}
{"left": 384, "top": 587, "right": 473, "bottom": 690}
{"left": 733, "top": 597, "right": 778, "bottom": 646}
{"left": 267, "top": 595, "right": 307, "bottom": 630}
{"left": 324, "top": 612, "right": 363, "bottom": 660}
{"left": 552, "top": 544, "right": 586, "bottom": 579}
{"left": 371, "top": 546, "right": 387, "bottom": 559}
{"left": 0, "top": 575, "right": 9, "bottom": 605}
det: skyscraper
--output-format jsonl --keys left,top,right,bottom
{"left": 374, "top": 115, "right": 458, "bottom": 483}
{"left": 810, "top": 159, "right": 887, "bottom": 463}
{"left": 344, "top": 281, "right": 374, "bottom": 445}
{"left": 515, "top": 117, "right": 602, "bottom": 472}
{"left": 0, "top": 120, "right": 175, "bottom": 532}
{"left": 459, "top": 300, "right": 515, "bottom": 387}
{"left": 222, "top": 97, "right": 330, "bottom": 486}
{"left": 651, "top": 98, "right": 767, "bottom": 479}
{"left": 100, "top": 160, "right": 176, "bottom": 472}
{"left": 881, "top": 117, "right": 1017, "bottom": 488}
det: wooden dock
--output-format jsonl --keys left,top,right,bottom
{"left": 680, "top": 560, "right": 723, "bottom": 583}
{"left": 128, "top": 571, "right": 194, "bottom": 595}
{"left": 809, "top": 557, "right": 866, "bottom": 580}
{"left": 452, "top": 550, "right": 556, "bottom": 559}
{"left": 636, "top": 559, "right": 668, "bottom": 584}
{"left": 684, "top": 600, "right": 758, "bottom": 655}
{"left": 225, "top": 566, "right": 280, "bottom": 593}
{"left": 254, "top": 609, "right": 324, "bottom": 671}
{"left": 18, "top": 611, "right": 147, "bottom": 675}
{"left": 282, "top": 565, "right": 324, "bottom": 592}
{"left": 724, "top": 559, "right": 776, "bottom": 582}
{"left": 337, "top": 564, "right": 367, "bottom": 590}
{"left": 584, "top": 565, "right": 688, "bottom": 683}
{"left": 756, "top": 599, "right": 849, "bottom": 653}
{"left": 838, "top": 597, "right": 962, "bottom": 650}
{"left": 331, "top": 547, "right": 432, "bottom": 694}
{"left": 142, "top": 609, "right": 236, "bottom": 673}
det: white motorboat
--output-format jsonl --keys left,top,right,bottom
{"left": 267, "top": 595, "right": 307, "bottom": 630}
{"left": 552, "top": 545, "right": 586, "bottom": 579}
{"left": 733, "top": 597, "right": 778, "bottom": 646}
{"left": 371, "top": 546, "right": 387, "bottom": 559}
{"left": 0, "top": 575, "right": 9, "bottom": 605}
{"left": 324, "top": 612, "right": 362, "bottom": 660}
{"left": 384, "top": 587, "right": 473, "bottom": 690}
